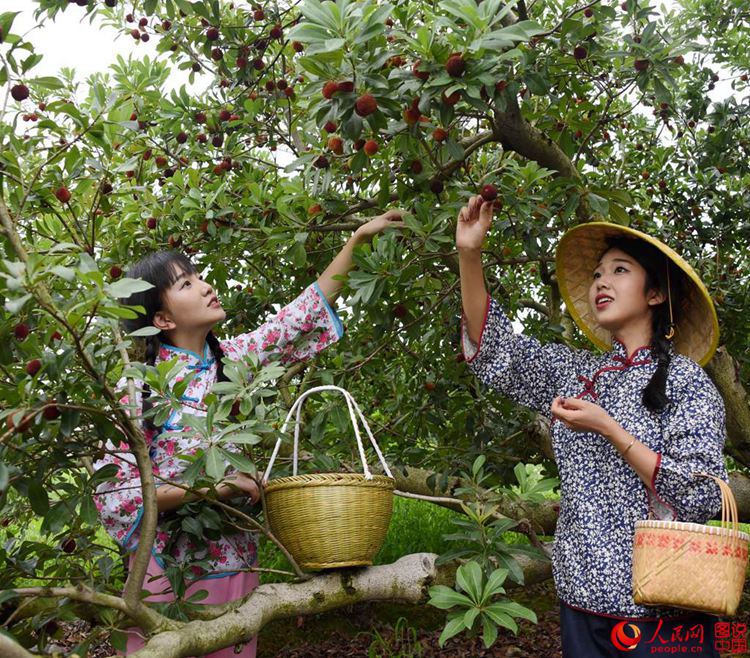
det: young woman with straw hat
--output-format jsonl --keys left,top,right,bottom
{"left": 457, "top": 195, "right": 727, "bottom": 656}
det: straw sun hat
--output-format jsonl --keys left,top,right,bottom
{"left": 555, "top": 222, "right": 719, "bottom": 366}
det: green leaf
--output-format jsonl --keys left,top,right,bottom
{"left": 483, "top": 604, "right": 519, "bottom": 633}
{"left": 427, "top": 585, "right": 474, "bottom": 610}
{"left": 482, "top": 568, "right": 509, "bottom": 600}
{"left": 28, "top": 479, "right": 49, "bottom": 515}
{"left": 455, "top": 561, "right": 483, "bottom": 602}
{"left": 205, "top": 447, "right": 224, "bottom": 480}
{"left": 463, "top": 606, "right": 480, "bottom": 629}
{"left": 438, "top": 615, "right": 467, "bottom": 648}
{"left": 128, "top": 326, "right": 160, "bottom": 337}
{"left": 106, "top": 278, "right": 155, "bottom": 299}
{"left": 482, "top": 615, "right": 499, "bottom": 648}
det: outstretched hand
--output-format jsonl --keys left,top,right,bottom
{"left": 550, "top": 396, "right": 616, "bottom": 436}
{"left": 456, "top": 195, "right": 494, "bottom": 251}
{"left": 355, "top": 209, "right": 407, "bottom": 241}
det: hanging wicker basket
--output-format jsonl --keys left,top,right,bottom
{"left": 262, "top": 386, "right": 395, "bottom": 571}
{"left": 632, "top": 473, "right": 749, "bottom": 616}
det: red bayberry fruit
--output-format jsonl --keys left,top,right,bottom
{"left": 327, "top": 136, "right": 344, "bottom": 155}
{"left": 322, "top": 81, "right": 339, "bottom": 99}
{"left": 480, "top": 184, "right": 498, "bottom": 201}
{"left": 634, "top": 59, "right": 650, "bottom": 72}
{"left": 176, "top": 131, "right": 187, "bottom": 144}
{"left": 195, "top": 111, "right": 207, "bottom": 123}
{"left": 14, "top": 323, "right": 30, "bottom": 341}
{"left": 110, "top": 265, "right": 123, "bottom": 278}
{"left": 412, "top": 60, "right": 429, "bottom": 81}
{"left": 355, "top": 93, "right": 378, "bottom": 117}
{"left": 25, "top": 359, "right": 42, "bottom": 377}
{"left": 219, "top": 109, "right": 231, "bottom": 121}
{"left": 43, "top": 405, "right": 61, "bottom": 420}
{"left": 11, "top": 84, "right": 30, "bottom": 102}
{"left": 55, "top": 187, "right": 71, "bottom": 203}
{"left": 432, "top": 128, "right": 448, "bottom": 142}
{"left": 445, "top": 53, "right": 466, "bottom": 77}
{"left": 146, "top": 217, "right": 157, "bottom": 230}
{"left": 573, "top": 45, "right": 588, "bottom": 60}
{"left": 323, "top": 120, "right": 337, "bottom": 133}
{"left": 363, "top": 139, "right": 379, "bottom": 156}
{"left": 206, "top": 26, "right": 219, "bottom": 40}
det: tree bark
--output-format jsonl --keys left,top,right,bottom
{"left": 125, "top": 552, "right": 552, "bottom": 658}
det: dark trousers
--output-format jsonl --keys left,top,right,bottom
{"left": 560, "top": 602, "right": 721, "bottom": 657}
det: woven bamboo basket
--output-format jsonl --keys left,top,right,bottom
{"left": 632, "top": 473, "right": 749, "bottom": 616}
{"left": 263, "top": 386, "right": 395, "bottom": 570}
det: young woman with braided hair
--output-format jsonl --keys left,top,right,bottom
{"left": 457, "top": 195, "right": 727, "bottom": 656}
{"left": 93, "top": 210, "right": 404, "bottom": 656}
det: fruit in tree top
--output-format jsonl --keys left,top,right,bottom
{"left": 61, "top": 538, "right": 76, "bottom": 554}
{"left": 14, "top": 323, "right": 30, "bottom": 341}
{"left": 313, "top": 156, "right": 330, "bottom": 169}
{"left": 430, "top": 179, "right": 444, "bottom": 194}
{"left": 206, "top": 26, "right": 219, "bottom": 40}
{"left": 26, "top": 359, "right": 42, "bottom": 377}
{"left": 480, "top": 184, "right": 498, "bottom": 201}
{"left": 270, "top": 24, "right": 283, "bottom": 39}
{"left": 51, "top": 331, "right": 62, "bottom": 341}
{"left": 43, "top": 405, "right": 61, "bottom": 420}
{"left": 337, "top": 81, "right": 354, "bottom": 93}
{"left": 355, "top": 94, "right": 378, "bottom": 117}
{"left": 11, "top": 84, "right": 30, "bottom": 101}
{"left": 219, "top": 108, "right": 232, "bottom": 121}
{"left": 584, "top": 7, "right": 593, "bottom": 17}
{"left": 674, "top": 55, "right": 685, "bottom": 65}
{"left": 445, "top": 53, "right": 466, "bottom": 77}
{"left": 327, "top": 136, "right": 344, "bottom": 155}
{"left": 110, "top": 265, "right": 123, "bottom": 279}
{"left": 393, "top": 303, "right": 408, "bottom": 319}
{"left": 353, "top": 139, "right": 366, "bottom": 151}
{"left": 55, "top": 187, "right": 71, "bottom": 203}
{"left": 322, "top": 81, "right": 338, "bottom": 99}
{"left": 442, "top": 91, "right": 460, "bottom": 106}
{"left": 292, "top": 41, "right": 304, "bottom": 52}
{"left": 634, "top": 59, "right": 650, "bottom": 71}
{"left": 308, "top": 203, "right": 322, "bottom": 216}
{"left": 323, "top": 120, "right": 337, "bottom": 133}
{"left": 146, "top": 217, "right": 157, "bottom": 230}
{"left": 363, "top": 139, "right": 379, "bottom": 156}
{"left": 410, "top": 159, "right": 423, "bottom": 175}
{"left": 432, "top": 127, "right": 448, "bottom": 142}
{"left": 573, "top": 45, "right": 588, "bottom": 60}
{"left": 176, "top": 131, "right": 188, "bottom": 144}
{"left": 412, "top": 60, "right": 429, "bottom": 81}
{"left": 253, "top": 8, "right": 265, "bottom": 20}
{"left": 195, "top": 111, "right": 207, "bottom": 123}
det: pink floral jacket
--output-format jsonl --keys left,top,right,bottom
{"left": 94, "top": 283, "right": 343, "bottom": 579}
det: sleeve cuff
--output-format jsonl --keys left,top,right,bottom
{"left": 313, "top": 282, "right": 344, "bottom": 339}
{"left": 121, "top": 505, "right": 144, "bottom": 552}
{"left": 461, "top": 294, "right": 491, "bottom": 364}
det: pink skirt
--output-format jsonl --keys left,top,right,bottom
{"left": 124, "top": 555, "right": 259, "bottom": 657}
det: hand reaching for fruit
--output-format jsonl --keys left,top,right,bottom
{"left": 355, "top": 209, "right": 407, "bottom": 241}
{"left": 456, "top": 194, "right": 494, "bottom": 252}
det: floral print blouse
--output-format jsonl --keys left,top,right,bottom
{"left": 94, "top": 283, "right": 344, "bottom": 580}
{"left": 462, "top": 296, "right": 727, "bottom": 618}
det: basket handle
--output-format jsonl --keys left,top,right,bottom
{"left": 694, "top": 472, "right": 739, "bottom": 536}
{"left": 263, "top": 385, "right": 393, "bottom": 484}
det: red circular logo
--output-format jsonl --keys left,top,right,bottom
{"left": 610, "top": 621, "right": 642, "bottom": 651}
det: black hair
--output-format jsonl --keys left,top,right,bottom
{"left": 601, "top": 237, "right": 686, "bottom": 412}
{"left": 121, "top": 251, "right": 228, "bottom": 432}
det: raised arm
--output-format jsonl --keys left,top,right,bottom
{"left": 316, "top": 209, "right": 405, "bottom": 304}
{"left": 456, "top": 195, "right": 493, "bottom": 344}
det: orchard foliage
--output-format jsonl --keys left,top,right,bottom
{"left": 0, "top": 0, "right": 749, "bottom": 653}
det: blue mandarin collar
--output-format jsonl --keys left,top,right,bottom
{"left": 159, "top": 341, "right": 216, "bottom": 372}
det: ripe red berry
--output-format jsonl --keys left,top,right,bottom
{"left": 51, "top": 331, "right": 62, "bottom": 342}
{"left": 219, "top": 109, "right": 231, "bottom": 121}
{"left": 61, "top": 538, "right": 76, "bottom": 554}
{"left": 432, "top": 128, "right": 448, "bottom": 142}
{"left": 445, "top": 53, "right": 466, "bottom": 78}
{"left": 584, "top": 7, "right": 593, "bottom": 17}
{"left": 11, "top": 84, "right": 30, "bottom": 102}
{"left": 322, "top": 81, "right": 339, "bottom": 99}
{"left": 327, "top": 136, "right": 344, "bottom": 155}
{"left": 292, "top": 41, "right": 304, "bottom": 53}
{"left": 55, "top": 187, "right": 71, "bottom": 203}
{"left": 412, "top": 60, "right": 429, "bottom": 81}
{"left": 195, "top": 111, "right": 207, "bottom": 123}
{"left": 430, "top": 179, "right": 444, "bottom": 194}
{"left": 14, "top": 323, "right": 30, "bottom": 341}
{"left": 206, "top": 27, "right": 219, "bottom": 41}
{"left": 338, "top": 81, "right": 354, "bottom": 93}
{"left": 313, "top": 155, "right": 330, "bottom": 169}
{"left": 270, "top": 24, "right": 283, "bottom": 39}
{"left": 480, "top": 184, "right": 498, "bottom": 201}
{"left": 211, "top": 48, "right": 223, "bottom": 61}
{"left": 355, "top": 93, "right": 378, "bottom": 117}
{"left": 43, "top": 405, "right": 61, "bottom": 420}
{"left": 573, "top": 45, "right": 588, "bottom": 60}
{"left": 212, "top": 133, "right": 224, "bottom": 147}
{"left": 110, "top": 265, "right": 123, "bottom": 279}
{"left": 131, "top": 29, "right": 140, "bottom": 40}
{"left": 253, "top": 8, "right": 265, "bottom": 20}
{"left": 25, "top": 359, "right": 42, "bottom": 377}
{"left": 393, "top": 303, "right": 408, "bottom": 319}
{"left": 363, "top": 139, "right": 379, "bottom": 156}
{"left": 353, "top": 139, "right": 366, "bottom": 151}
{"left": 176, "top": 131, "right": 188, "bottom": 144}
{"left": 140, "top": 33, "right": 150, "bottom": 43}
{"left": 442, "top": 91, "right": 460, "bottom": 106}
{"left": 410, "top": 159, "right": 423, "bottom": 175}
{"left": 323, "top": 120, "right": 337, "bottom": 133}
{"left": 634, "top": 59, "right": 650, "bottom": 72}
{"left": 146, "top": 217, "right": 157, "bottom": 230}
{"left": 673, "top": 55, "right": 685, "bottom": 65}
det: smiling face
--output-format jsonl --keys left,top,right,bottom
{"left": 588, "top": 247, "right": 665, "bottom": 335}
{"left": 153, "top": 264, "right": 225, "bottom": 336}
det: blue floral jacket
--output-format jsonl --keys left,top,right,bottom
{"left": 462, "top": 296, "right": 727, "bottom": 618}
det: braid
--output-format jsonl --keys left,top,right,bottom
{"left": 141, "top": 334, "right": 161, "bottom": 433}
{"left": 642, "top": 307, "right": 672, "bottom": 412}
{"left": 206, "top": 331, "right": 229, "bottom": 382}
